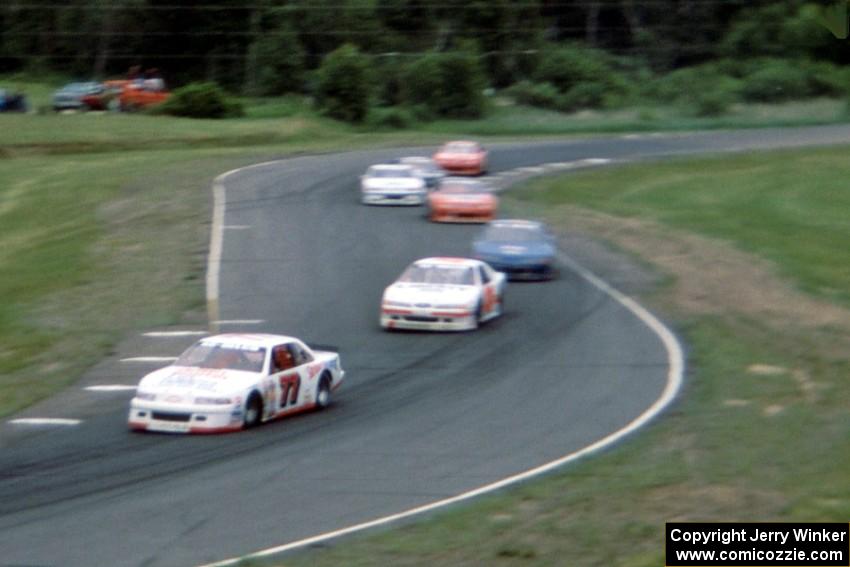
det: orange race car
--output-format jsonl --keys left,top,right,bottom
{"left": 433, "top": 140, "right": 488, "bottom": 176}
{"left": 427, "top": 178, "right": 498, "bottom": 223}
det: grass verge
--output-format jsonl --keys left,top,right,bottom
{"left": 268, "top": 147, "right": 850, "bottom": 566}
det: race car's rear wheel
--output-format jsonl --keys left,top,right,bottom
{"left": 315, "top": 374, "right": 332, "bottom": 410}
{"left": 472, "top": 300, "right": 482, "bottom": 330}
{"left": 243, "top": 393, "right": 263, "bottom": 428}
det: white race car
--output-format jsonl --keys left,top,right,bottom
{"left": 128, "top": 334, "right": 344, "bottom": 434}
{"left": 380, "top": 257, "right": 506, "bottom": 331}
{"left": 360, "top": 163, "right": 427, "bottom": 205}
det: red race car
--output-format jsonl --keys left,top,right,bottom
{"left": 427, "top": 178, "right": 498, "bottom": 223}
{"left": 433, "top": 140, "right": 488, "bottom": 176}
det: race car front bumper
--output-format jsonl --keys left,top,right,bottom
{"left": 380, "top": 308, "right": 477, "bottom": 331}
{"left": 128, "top": 400, "right": 244, "bottom": 434}
{"left": 361, "top": 191, "right": 426, "bottom": 205}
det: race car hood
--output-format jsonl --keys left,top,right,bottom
{"left": 434, "top": 152, "right": 481, "bottom": 164}
{"left": 136, "top": 365, "right": 258, "bottom": 398}
{"left": 432, "top": 193, "right": 495, "bottom": 205}
{"left": 362, "top": 178, "right": 424, "bottom": 191}
{"left": 384, "top": 283, "right": 479, "bottom": 306}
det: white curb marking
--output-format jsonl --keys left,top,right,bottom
{"left": 213, "top": 319, "right": 265, "bottom": 326}
{"left": 120, "top": 356, "right": 178, "bottom": 363}
{"left": 85, "top": 385, "right": 138, "bottom": 392}
{"left": 8, "top": 418, "right": 82, "bottom": 426}
{"left": 143, "top": 331, "right": 208, "bottom": 338}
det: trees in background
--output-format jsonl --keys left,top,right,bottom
{"left": 1, "top": 1, "right": 848, "bottom": 122}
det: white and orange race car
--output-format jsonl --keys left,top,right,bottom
{"left": 427, "top": 178, "right": 498, "bottom": 223}
{"left": 433, "top": 140, "right": 488, "bottom": 176}
{"left": 380, "top": 257, "right": 506, "bottom": 331}
{"left": 128, "top": 334, "right": 344, "bottom": 434}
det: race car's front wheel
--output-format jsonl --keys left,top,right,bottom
{"left": 315, "top": 374, "right": 332, "bottom": 410}
{"left": 243, "top": 393, "right": 263, "bottom": 428}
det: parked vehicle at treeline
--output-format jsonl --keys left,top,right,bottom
{"left": 0, "top": 89, "right": 28, "bottom": 112}
{"left": 51, "top": 77, "right": 170, "bottom": 112}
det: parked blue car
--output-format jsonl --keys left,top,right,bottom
{"left": 472, "top": 219, "right": 557, "bottom": 280}
{"left": 0, "top": 89, "right": 28, "bottom": 112}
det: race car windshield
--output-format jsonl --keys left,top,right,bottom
{"left": 439, "top": 183, "right": 488, "bottom": 194}
{"left": 400, "top": 265, "right": 475, "bottom": 286}
{"left": 176, "top": 344, "right": 266, "bottom": 373}
{"left": 369, "top": 168, "right": 411, "bottom": 178}
{"left": 482, "top": 226, "right": 542, "bottom": 242}
{"left": 443, "top": 143, "right": 477, "bottom": 154}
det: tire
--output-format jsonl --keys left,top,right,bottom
{"left": 243, "top": 393, "right": 263, "bottom": 428}
{"left": 315, "top": 374, "right": 332, "bottom": 410}
{"left": 472, "top": 300, "right": 482, "bottom": 330}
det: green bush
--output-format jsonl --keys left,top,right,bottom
{"left": 399, "top": 50, "right": 487, "bottom": 119}
{"left": 245, "top": 27, "right": 306, "bottom": 96}
{"left": 504, "top": 81, "right": 560, "bottom": 110}
{"left": 365, "top": 106, "right": 415, "bottom": 130}
{"left": 801, "top": 60, "right": 850, "bottom": 98}
{"left": 159, "top": 82, "right": 244, "bottom": 119}
{"left": 400, "top": 54, "right": 442, "bottom": 110}
{"left": 532, "top": 43, "right": 633, "bottom": 110}
{"left": 692, "top": 85, "right": 736, "bottom": 117}
{"left": 739, "top": 59, "right": 811, "bottom": 102}
{"left": 559, "top": 82, "right": 610, "bottom": 112}
{"left": 314, "top": 44, "right": 371, "bottom": 123}
{"left": 375, "top": 57, "right": 406, "bottom": 107}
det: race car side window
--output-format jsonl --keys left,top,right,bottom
{"left": 288, "top": 343, "right": 314, "bottom": 367}
{"left": 272, "top": 345, "right": 296, "bottom": 372}
{"left": 478, "top": 266, "right": 490, "bottom": 285}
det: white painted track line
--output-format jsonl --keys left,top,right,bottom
{"left": 143, "top": 331, "right": 207, "bottom": 338}
{"left": 8, "top": 418, "right": 81, "bottom": 426}
{"left": 85, "top": 385, "right": 137, "bottom": 392}
{"left": 120, "top": 356, "right": 178, "bottom": 363}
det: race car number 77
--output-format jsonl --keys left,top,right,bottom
{"left": 279, "top": 374, "right": 300, "bottom": 408}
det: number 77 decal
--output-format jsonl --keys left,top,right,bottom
{"left": 279, "top": 373, "right": 301, "bottom": 408}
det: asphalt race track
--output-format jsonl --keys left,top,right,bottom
{"left": 0, "top": 125, "right": 848, "bottom": 567}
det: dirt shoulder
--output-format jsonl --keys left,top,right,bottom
{"left": 548, "top": 203, "right": 850, "bottom": 364}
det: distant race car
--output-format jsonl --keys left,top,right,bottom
{"left": 128, "top": 333, "right": 344, "bottom": 434}
{"left": 427, "top": 178, "right": 498, "bottom": 223}
{"left": 398, "top": 156, "right": 446, "bottom": 188}
{"left": 433, "top": 140, "right": 488, "bottom": 176}
{"left": 381, "top": 257, "right": 506, "bottom": 331}
{"left": 360, "top": 163, "right": 427, "bottom": 205}
{"left": 473, "top": 219, "right": 558, "bottom": 280}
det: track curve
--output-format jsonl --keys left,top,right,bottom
{"left": 1, "top": 125, "right": 848, "bottom": 567}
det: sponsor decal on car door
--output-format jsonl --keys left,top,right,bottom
{"left": 483, "top": 284, "right": 497, "bottom": 315}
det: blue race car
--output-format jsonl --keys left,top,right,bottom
{"left": 472, "top": 219, "right": 557, "bottom": 280}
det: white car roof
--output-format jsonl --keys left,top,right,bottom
{"left": 198, "top": 333, "right": 299, "bottom": 349}
{"left": 490, "top": 219, "right": 543, "bottom": 229}
{"left": 367, "top": 164, "right": 414, "bottom": 173}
